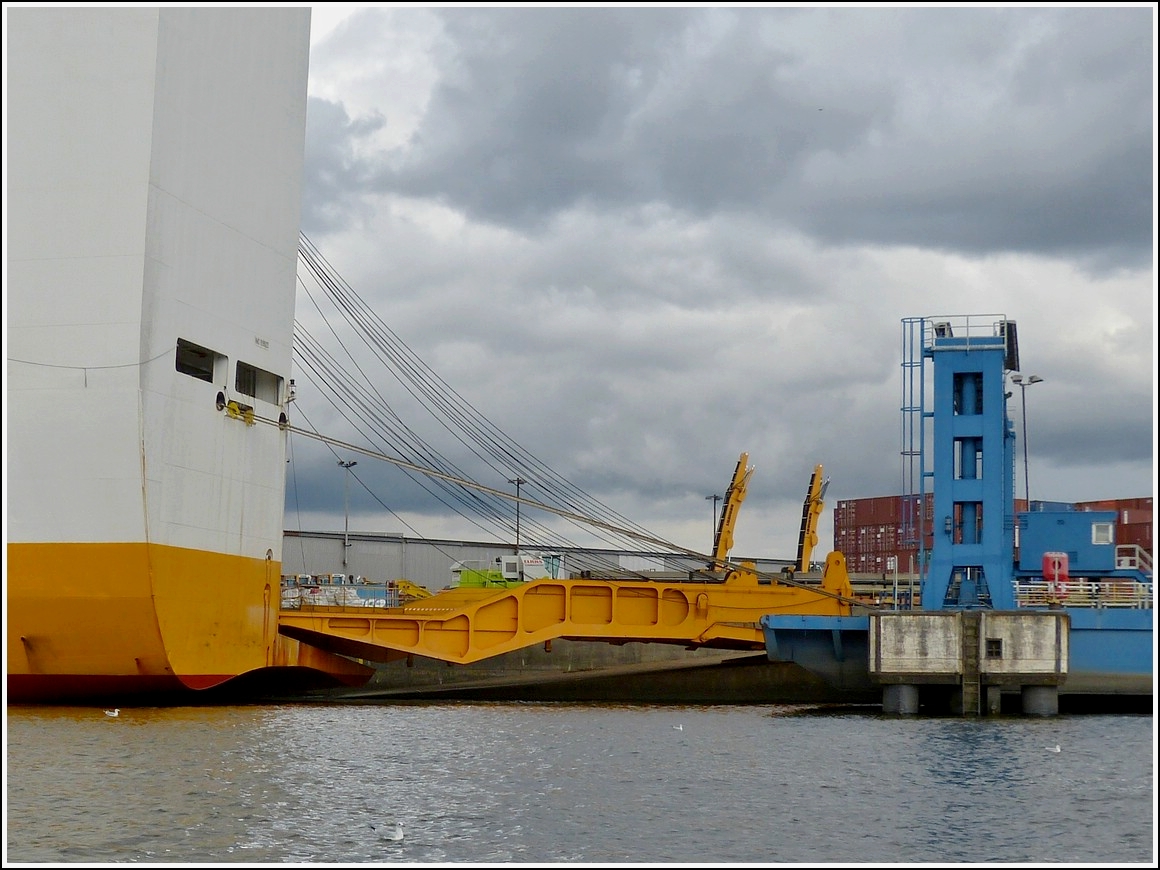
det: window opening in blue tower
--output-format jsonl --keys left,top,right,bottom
{"left": 952, "top": 371, "right": 984, "bottom": 416}
{"left": 951, "top": 502, "right": 984, "bottom": 545}
{"left": 954, "top": 436, "right": 983, "bottom": 480}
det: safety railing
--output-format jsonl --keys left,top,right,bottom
{"left": 1114, "top": 544, "right": 1152, "bottom": 575}
{"left": 1013, "top": 579, "right": 1153, "bottom": 610}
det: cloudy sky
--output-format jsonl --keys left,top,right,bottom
{"left": 287, "top": 4, "right": 1156, "bottom": 561}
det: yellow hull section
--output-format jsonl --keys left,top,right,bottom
{"left": 278, "top": 555, "right": 856, "bottom": 665}
{"left": 7, "top": 542, "right": 370, "bottom": 701}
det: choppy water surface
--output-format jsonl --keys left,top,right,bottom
{"left": 5, "top": 702, "right": 1155, "bottom": 864}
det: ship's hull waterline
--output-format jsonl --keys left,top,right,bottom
{"left": 8, "top": 542, "right": 373, "bottom": 702}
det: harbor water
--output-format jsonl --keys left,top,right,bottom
{"left": 4, "top": 701, "right": 1155, "bottom": 865}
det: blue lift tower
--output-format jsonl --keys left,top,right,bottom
{"left": 763, "top": 312, "right": 1152, "bottom": 714}
{"left": 900, "top": 314, "right": 1021, "bottom": 610}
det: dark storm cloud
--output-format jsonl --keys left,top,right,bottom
{"left": 379, "top": 8, "right": 690, "bottom": 226}
{"left": 296, "top": 5, "right": 1154, "bottom": 554}
{"left": 306, "top": 6, "right": 1153, "bottom": 266}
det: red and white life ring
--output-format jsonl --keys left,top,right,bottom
{"left": 1042, "top": 552, "right": 1069, "bottom": 600}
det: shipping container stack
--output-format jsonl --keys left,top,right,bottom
{"left": 833, "top": 493, "right": 931, "bottom": 576}
{"left": 833, "top": 494, "right": 1152, "bottom": 576}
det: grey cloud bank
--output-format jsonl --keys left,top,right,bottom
{"left": 290, "top": 5, "right": 1155, "bottom": 559}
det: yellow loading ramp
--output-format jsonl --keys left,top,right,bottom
{"left": 277, "top": 552, "right": 857, "bottom": 666}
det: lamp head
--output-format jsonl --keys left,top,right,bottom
{"left": 1011, "top": 372, "right": 1044, "bottom": 387}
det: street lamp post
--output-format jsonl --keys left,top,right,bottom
{"left": 1010, "top": 374, "right": 1044, "bottom": 507}
{"left": 508, "top": 477, "right": 526, "bottom": 553}
{"left": 706, "top": 494, "right": 721, "bottom": 545}
{"left": 338, "top": 460, "right": 357, "bottom": 567}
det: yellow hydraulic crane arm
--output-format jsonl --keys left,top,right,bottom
{"left": 712, "top": 452, "right": 755, "bottom": 567}
{"left": 277, "top": 559, "right": 856, "bottom": 666}
{"left": 795, "top": 464, "right": 830, "bottom": 573}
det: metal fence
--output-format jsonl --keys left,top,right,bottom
{"left": 1014, "top": 579, "right": 1154, "bottom": 609}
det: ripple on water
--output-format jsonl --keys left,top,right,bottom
{"left": 5, "top": 704, "right": 1154, "bottom": 864}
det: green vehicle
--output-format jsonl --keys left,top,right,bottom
{"left": 449, "top": 554, "right": 566, "bottom": 589}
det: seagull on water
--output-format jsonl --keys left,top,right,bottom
{"left": 371, "top": 822, "right": 404, "bottom": 842}
{"left": 104, "top": 708, "right": 120, "bottom": 718}
{"left": 1046, "top": 744, "right": 1061, "bottom": 753}
{"left": 672, "top": 724, "right": 683, "bottom": 731}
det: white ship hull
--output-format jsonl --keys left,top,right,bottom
{"left": 6, "top": 7, "right": 371, "bottom": 701}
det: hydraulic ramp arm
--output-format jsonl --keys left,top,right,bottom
{"left": 710, "top": 453, "right": 755, "bottom": 571}
{"left": 278, "top": 553, "right": 858, "bottom": 666}
{"left": 795, "top": 464, "right": 830, "bottom": 575}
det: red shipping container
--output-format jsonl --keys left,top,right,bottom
{"left": 1114, "top": 497, "right": 1152, "bottom": 512}
{"left": 876, "top": 497, "right": 899, "bottom": 524}
{"left": 1076, "top": 499, "right": 1117, "bottom": 512}
{"left": 854, "top": 499, "right": 875, "bottom": 525}
{"left": 1119, "top": 509, "right": 1153, "bottom": 525}
{"left": 1118, "top": 523, "right": 1153, "bottom": 552}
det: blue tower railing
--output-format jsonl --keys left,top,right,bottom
{"left": 899, "top": 317, "right": 930, "bottom": 580}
